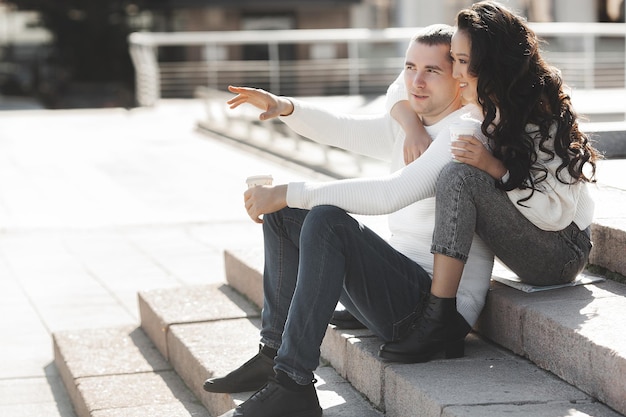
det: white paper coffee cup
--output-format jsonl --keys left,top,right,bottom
{"left": 449, "top": 123, "right": 476, "bottom": 163}
{"left": 246, "top": 175, "right": 273, "bottom": 188}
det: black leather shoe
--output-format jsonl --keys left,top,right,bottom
{"left": 218, "top": 371, "right": 322, "bottom": 417}
{"left": 204, "top": 345, "right": 276, "bottom": 393}
{"left": 379, "top": 294, "right": 471, "bottom": 363}
{"left": 329, "top": 309, "right": 366, "bottom": 329}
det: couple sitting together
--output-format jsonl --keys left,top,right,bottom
{"left": 204, "top": 1, "right": 598, "bottom": 416}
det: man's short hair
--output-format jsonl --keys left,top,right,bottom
{"left": 411, "top": 24, "right": 454, "bottom": 46}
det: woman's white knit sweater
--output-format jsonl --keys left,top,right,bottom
{"left": 279, "top": 99, "right": 494, "bottom": 326}
{"left": 506, "top": 124, "right": 595, "bottom": 231}
{"left": 385, "top": 71, "right": 595, "bottom": 232}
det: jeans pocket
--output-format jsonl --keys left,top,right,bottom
{"left": 580, "top": 228, "right": 593, "bottom": 253}
{"left": 560, "top": 257, "right": 587, "bottom": 283}
{"left": 559, "top": 227, "right": 592, "bottom": 283}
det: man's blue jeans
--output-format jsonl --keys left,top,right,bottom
{"left": 260, "top": 205, "right": 432, "bottom": 384}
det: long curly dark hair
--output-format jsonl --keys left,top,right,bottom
{"left": 456, "top": 1, "right": 599, "bottom": 198}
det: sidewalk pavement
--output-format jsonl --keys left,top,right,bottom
{"left": 0, "top": 99, "right": 624, "bottom": 417}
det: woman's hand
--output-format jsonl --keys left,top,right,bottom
{"left": 227, "top": 85, "right": 294, "bottom": 120}
{"left": 390, "top": 100, "right": 431, "bottom": 164}
{"left": 403, "top": 130, "right": 432, "bottom": 165}
{"left": 451, "top": 136, "right": 507, "bottom": 180}
{"left": 243, "top": 184, "right": 288, "bottom": 223}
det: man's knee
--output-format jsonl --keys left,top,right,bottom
{"left": 302, "top": 206, "right": 353, "bottom": 234}
{"left": 262, "top": 208, "right": 284, "bottom": 230}
{"left": 310, "top": 205, "right": 345, "bottom": 215}
{"left": 262, "top": 207, "right": 302, "bottom": 235}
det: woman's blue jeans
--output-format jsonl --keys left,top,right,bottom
{"left": 431, "top": 162, "right": 592, "bottom": 285}
{"left": 260, "top": 205, "right": 432, "bottom": 384}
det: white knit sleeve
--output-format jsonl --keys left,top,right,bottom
{"left": 286, "top": 125, "right": 454, "bottom": 214}
{"left": 280, "top": 99, "right": 395, "bottom": 161}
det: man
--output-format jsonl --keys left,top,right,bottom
{"left": 208, "top": 24, "right": 494, "bottom": 417}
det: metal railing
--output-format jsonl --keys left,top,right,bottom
{"left": 129, "top": 23, "right": 626, "bottom": 107}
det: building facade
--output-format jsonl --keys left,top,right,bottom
{"left": 0, "top": 0, "right": 624, "bottom": 107}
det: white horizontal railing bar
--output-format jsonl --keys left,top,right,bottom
{"left": 129, "top": 23, "right": 626, "bottom": 47}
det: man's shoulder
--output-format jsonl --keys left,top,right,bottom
{"left": 431, "top": 104, "right": 482, "bottom": 128}
{"left": 454, "top": 103, "right": 482, "bottom": 120}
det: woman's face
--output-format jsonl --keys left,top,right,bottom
{"left": 450, "top": 30, "right": 478, "bottom": 105}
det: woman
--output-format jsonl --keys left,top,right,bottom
{"left": 379, "top": 0, "right": 599, "bottom": 363}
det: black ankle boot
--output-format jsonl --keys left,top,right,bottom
{"left": 219, "top": 370, "right": 322, "bottom": 417}
{"left": 378, "top": 294, "right": 471, "bottom": 363}
{"left": 204, "top": 344, "right": 276, "bottom": 393}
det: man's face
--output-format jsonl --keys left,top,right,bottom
{"left": 403, "top": 41, "right": 461, "bottom": 125}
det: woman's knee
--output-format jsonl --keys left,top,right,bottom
{"left": 438, "top": 161, "right": 472, "bottom": 185}
{"left": 437, "top": 162, "right": 464, "bottom": 193}
{"left": 436, "top": 162, "right": 491, "bottom": 194}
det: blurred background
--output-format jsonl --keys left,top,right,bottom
{"left": 0, "top": 0, "right": 624, "bottom": 110}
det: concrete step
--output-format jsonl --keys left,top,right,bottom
{"left": 137, "top": 283, "right": 384, "bottom": 416}
{"left": 588, "top": 184, "right": 626, "bottom": 278}
{"left": 223, "top": 246, "right": 626, "bottom": 416}
{"left": 53, "top": 283, "right": 383, "bottom": 416}
{"left": 52, "top": 325, "right": 210, "bottom": 417}
{"left": 53, "top": 244, "right": 625, "bottom": 417}
{"left": 136, "top": 283, "right": 620, "bottom": 417}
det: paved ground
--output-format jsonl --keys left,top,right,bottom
{"left": 0, "top": 100, "right": 325, "bottom": 417}
{"left": 0, "top": 98, "right": 623, "bottom": 417}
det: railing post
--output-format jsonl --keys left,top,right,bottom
{"left": 205, "top": 42, "right": 219, "bottom": 90}
{"left": 268, "top": 42, "right": 280, "bottom": 94}
{"left": 129, "top": 42, "right": 160, "bottom": 106}
{"left": 583, "top": 34, "right": 595, "bottom": 89}
{"left": 348, "top": 40, "right": 360, "bottom": 95}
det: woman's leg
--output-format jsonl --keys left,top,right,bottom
{"left": 380, "top": 162, "right": 592, "bottom": 363}
{"left": 430, "top": 255, "right": 465, "bottom": 298}
{"left": 431, "top": 162, "right": 592, "bottom": 287}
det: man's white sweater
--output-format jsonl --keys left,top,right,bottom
{"left": 280, "top": 100, "right": 494, "bottom": 326}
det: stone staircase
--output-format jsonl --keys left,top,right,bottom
{"left": 53, "top": 237, "right": 626, "bottom": 416}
